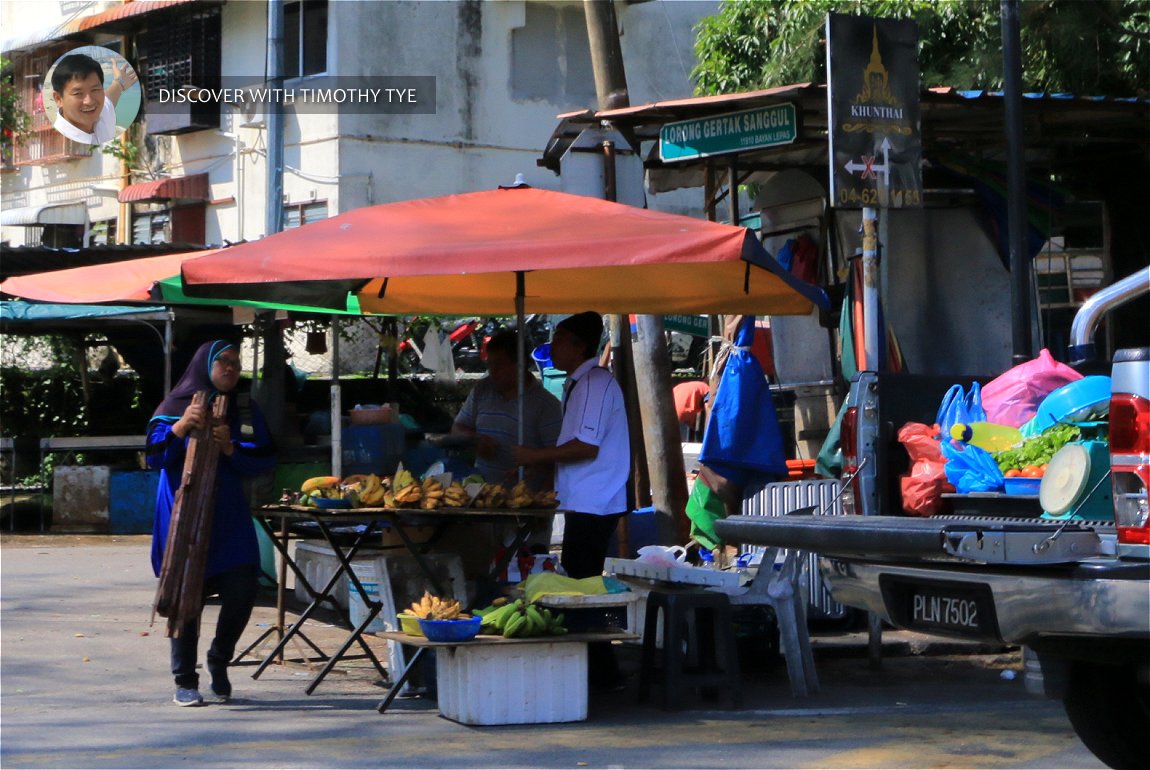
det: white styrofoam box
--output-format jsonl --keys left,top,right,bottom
{"left": 436, "top": 641, "right": 588, "bottom": 725}
{"left": 292, "top": 542, "right": 383, "bottom": 610}
{"left": 372, "top": 552, "right": 467, "bottom": 694}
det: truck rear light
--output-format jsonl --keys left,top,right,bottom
{"left": 1109, "top": 393, "right": 1150, "bottom": 455}
{"left": 1110, "top": 393, "right": 1150, "bottom": 545}
{"left": 841, "top": 407, "right": 858, "bottom": 468}
{"left": 840, "top": 407, "right": 861, "bottom": 514}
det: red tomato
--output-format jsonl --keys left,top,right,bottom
{"left": 1004, "top": 469, "right": 1022, "bottom": 478}
{"left": 1021, "top": 466, "right": 1043, "bottom": 478}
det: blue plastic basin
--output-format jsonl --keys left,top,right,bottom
{"left": 1003, "top": 477, "right": 1042, "bottom": 496}
{"left": 418, "top": 616, "right": 482, "bottom": 642}
{"left": 1029, "top": 376, "right": 1111, "bottom": 433}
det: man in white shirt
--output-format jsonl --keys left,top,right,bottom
{"left": 51, "top": 53, "right": 136, "bottom": 146}
{"left": 513, "top": 312, "right": 629, "bottom": 689}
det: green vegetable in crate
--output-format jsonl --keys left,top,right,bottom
{"left": 994, "top": 423, "right": 1082, "bottom": 473}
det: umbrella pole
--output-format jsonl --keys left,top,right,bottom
{"left": 330, "top": 319, "right": 342, "bottom": 479}
{"left": 515, "top": 271, "right": 525, "bottom": 480}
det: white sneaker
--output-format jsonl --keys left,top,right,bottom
{"left": 173, "top": 687, "right": 204, "bottom": 707}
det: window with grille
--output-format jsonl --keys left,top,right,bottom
{"left": 90, "top": 218, "right": 117, "bottom": 246}
{"left": 284, "top": 0, "right": 328, "bottom": 79}
{"left": 284, "top": 201, "right": 328, "bottom": 229}
{"left": 136, "top": 7, "right": 222, "bottom": 134}
{"left": 132, "top": 211, "right": 170, "bottom": 244}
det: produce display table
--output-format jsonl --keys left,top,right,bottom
{"left": 246, "top": 505, "right": 558, "bottom": 694}
{"left": 374, "top": 630, "right": 636, "bottom": 724}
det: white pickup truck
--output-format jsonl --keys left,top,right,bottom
{"left": 716, "top": 269, "right": 1149, "bottom": 769}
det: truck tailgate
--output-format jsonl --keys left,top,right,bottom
{"left": 716, "top": 513, "right": 1108, "bottom": 564}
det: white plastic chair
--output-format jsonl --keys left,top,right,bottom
{"left": 727, "top": 545, "right": 820, "bottom": 697}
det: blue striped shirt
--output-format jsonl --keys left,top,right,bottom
{"left": 454, "top": 377, "right": 562, "bottom": 486}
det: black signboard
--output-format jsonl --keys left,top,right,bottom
{"left": 826, "top": 13, "right": 922, "bottom": 209}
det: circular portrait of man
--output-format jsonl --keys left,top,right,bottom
{"left": 42, "top": 45, "right": 141, "bottom": 146}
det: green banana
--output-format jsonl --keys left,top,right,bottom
{"left": 525, "top": 604, "right": 546, "bottom": 636}
{"left": 481, "top": 603, "right": 516, "bottom": 632}
{"left": 503, "top": 611, "right": 527, "bottom": 638}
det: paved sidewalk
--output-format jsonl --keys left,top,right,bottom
{"left": 1, "top": 535, "right": 1098, "bottom": 769}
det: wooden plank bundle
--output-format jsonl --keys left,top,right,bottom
{"left": 152, "top": 391, "right": 229, "bottom": 637}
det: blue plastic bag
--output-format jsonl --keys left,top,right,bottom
{"left": 941, "top": 440, "right": 1004, "bottom": 493}
{"left": 936, "top": 382, "right": 987, "bottom": 439}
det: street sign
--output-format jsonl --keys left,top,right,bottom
{"left": 826, "top": 14, "right": 922, "bottom": 208}
{"left": 659, "top": 104, "right": 797, "bottom": 163}
{"left": 662, "top": 314, "right": 709, "bottom": 337}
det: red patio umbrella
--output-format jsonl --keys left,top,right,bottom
{"left": 180, "top": 187, "right": 826, "bottom": 315}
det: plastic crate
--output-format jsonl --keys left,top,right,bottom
{"left": 537, "top": 593, "right": 639, "bottom": 633}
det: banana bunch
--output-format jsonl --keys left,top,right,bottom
{"left": 506, "top": 480, "right": 534, "bottom": 509}
{"left": 476, "top": 598, "right": 567, "bottom": 638}
{"left": 533, "top": 489, "right": 559, "bottom": 508}
{"left": 340, "top": 474, "right": 386, "bottom": 507}
{"left": 300, "top": 476, "right": 340, "bottom": 495}
{"left": 408, "top": 591, "right": 463, "bottom": 620}
{"left": 391, "top": 469, "right": 423, "bottom": 507}
{"left": 473, "top": 483, "right": 507, "bottom": 509}
{"left": 420, "top": 476, "right": 445, "bottom": 510}
{"left": 441, "top": 481, "right": 470, "bottom": 507}
{"left": 299, "top": 476, "right": 343, "bottom": 505}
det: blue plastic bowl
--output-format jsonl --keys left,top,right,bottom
{"left": 418, "top": 616, "right": 482, "bottom": 642}
{"left": 311, "top": 496, "right": 352, "bottom": 510}
{"left": 1029, "top": 376, "right": 1112, "bottom": 433}
{"left": 1004, "top": 477, "right": 1042, "bottom": 496}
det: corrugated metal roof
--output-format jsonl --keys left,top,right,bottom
{"left": 2, "top": 0, "right": 206, "bottom": 54}
{"left": 118, "top": 173, "right": 209, "bottom": 203}
{"left": 541, "top": 83, "right": 1149, "bottom": 176}
{"left": 0, "top": 201, "right": 88, "bottom": 226}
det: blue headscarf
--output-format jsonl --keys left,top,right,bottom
{"left": 149, "top": 340, "right": 238, "bottom": 426}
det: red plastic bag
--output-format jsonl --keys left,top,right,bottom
{"left": 898, "top": 422, "right": 953, "bottom": 517}
{"left": 981, "top": 349, "right": 1082, "bottom": 428}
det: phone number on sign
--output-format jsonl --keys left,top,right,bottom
{"left": 837, "top": 187, "right": 922, "bottom": 207}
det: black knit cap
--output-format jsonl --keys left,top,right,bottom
{"left": 556, "top": 311, "right": 603, "bottom": 358}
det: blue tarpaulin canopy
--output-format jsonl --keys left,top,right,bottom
{"left": 0, "top": 301, "right": 171, "bottom": 324}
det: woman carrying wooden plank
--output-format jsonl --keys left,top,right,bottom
{"left": 147, "top": 340, "right": 276, "bottom": 707}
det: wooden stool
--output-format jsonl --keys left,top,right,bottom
{"left": 637, "top": 589, "right": 742, "bottom": 710}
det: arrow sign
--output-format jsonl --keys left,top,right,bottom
{"left": 844, "top": 138, "right": 893, "bottom": 185}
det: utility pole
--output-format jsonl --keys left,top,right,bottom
{"left": 584, "top": 0, "right": 689, "bottom": 545}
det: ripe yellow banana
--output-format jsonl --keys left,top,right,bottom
{"left": 301, "top": 476, "right": 340, "bottom": 494}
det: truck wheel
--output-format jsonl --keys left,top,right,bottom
{"left": 1062, "top": 660, "right": 1150, "bottom": 769}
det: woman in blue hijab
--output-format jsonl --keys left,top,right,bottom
{"left": 147, "top": 340, "right": 275, "bottom": 706}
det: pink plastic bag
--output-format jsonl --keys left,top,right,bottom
{"left": 898, "top": 422, "right": 953, "bottom": 517}
{"left": 981, "top": 349, "right": 1082, "bottom": 428}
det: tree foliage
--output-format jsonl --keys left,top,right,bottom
{"left": 693, "top": 0, "right": 1149, "bottom": 96}
{"left": 1, "top": 56, "right": 31, "bottom": 156}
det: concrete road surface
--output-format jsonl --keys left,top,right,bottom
{"left": 1, "top": 535, "right": 1102, "bottom": 769}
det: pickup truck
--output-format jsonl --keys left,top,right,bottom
{"left": 716, "top": 268, "right": 1149, "bottom": 770}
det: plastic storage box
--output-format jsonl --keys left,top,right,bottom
{"left": 435, "top": 641, "right": 588, "bottom": 725}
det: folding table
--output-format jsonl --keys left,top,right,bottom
{"left": 245, "top": 505, "right": 556, "bottom": 694}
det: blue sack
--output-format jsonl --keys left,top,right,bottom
{"left": 941, "top": 440, "right": 1004, "bottom": 493}
{"left": 936, "top": 382, "right": 987, "bottom": 438}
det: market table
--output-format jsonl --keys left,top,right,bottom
{"left": 245, "top": 504, "right": 558, "bottom": 694}
{"left": 374, "top": 630, "right": 636, "bottom": 724}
